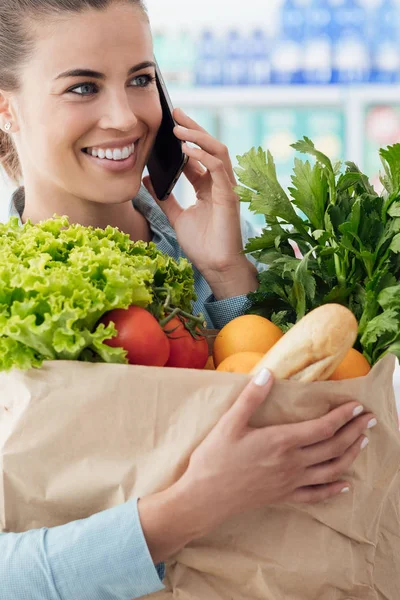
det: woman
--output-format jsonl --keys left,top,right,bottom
{"left": 0, "top": 1, "right": 376, "bottom": 599}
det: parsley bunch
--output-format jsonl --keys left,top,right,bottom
{"left": 236, "top": 138, "right": 400, "bottom": 366}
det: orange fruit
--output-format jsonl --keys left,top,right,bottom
{"left": 329, "top": 348, "right": 371, "bottom": 381}
{"left": 216, "top": 352, "right": 265, "bottom": 374}
{"left": 213, "top": 315, "right": 283, "bottom": 367}
{"left": 204, "top": 356, "right": 216, "bottom": 370}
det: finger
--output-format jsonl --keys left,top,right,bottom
{"left": 142, "top": 175, "right": 183, "bottom": 227}
{"left": 286, "top": 402, "right": 371, "bottom": 448}
{"left": 181, "top": 143, "right": 236, "bottom": 199}
{"left": 173, "top": 107, "right": 208, "bottom": 134}
{"left": 174, "top": 125, "right": 236, "bottom": 186}
{"left": 183, "top": 157, "right": 207, "bottom": 188}
{"left": 286, "top": 481, "right": 351, "bottom": 504}
{"left": 305, "top": 434, "right": 367, "bottom": 487}
{"left": 301, "top": 412, "right": 377, "bottom": 467}
{"left": 221, "top": 368, "right": 274, "bottom": 435}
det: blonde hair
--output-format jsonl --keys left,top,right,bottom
{"left": 0, "top": 0, "right": 148, "bottom": 184}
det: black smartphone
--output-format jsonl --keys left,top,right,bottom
{"left": 146, "top": 61, "right": 189, "bottom": 201}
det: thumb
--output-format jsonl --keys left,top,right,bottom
{"left": 226, "top": 368, "right": 274, "bottom": 434}
{"left": 142, "top": 175, "right": 184, "bottom": 228}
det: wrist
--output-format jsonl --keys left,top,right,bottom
{"left": 138, "top": 478, "right": 213, "bottom": 565}
{"left": 203, "top": 257, "right": 259, "bottom": 301}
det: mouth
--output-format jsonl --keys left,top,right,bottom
{"left": 81, "top": 139, "right": 140, "bottom": 173}
{"left": 82, "top": 141, "right": 136, "bottom": 162}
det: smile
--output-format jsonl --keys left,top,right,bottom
{"left": 83, "top": 142, "right": 135, "bottom": 161}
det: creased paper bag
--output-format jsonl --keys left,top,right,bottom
{"left": 0, "top": 355, "right": 399, "bottom": 599}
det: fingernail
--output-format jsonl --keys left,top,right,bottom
{"left": 341, "top": 487, "right": 350, "bottom": 494}
{"left": 176, "top": 125, "right": 189, "bottom": 133}
{"left": 253, "top": 368, "right": 271, "bottom": 387}
{"left": 367, "top": 418, "right": 378, "bottom": 429}
{"left": 353, "top": 405, "right": 364, "bottom": 417}
{"left": 361, "top": 437, "right": 369, "bottom": 450}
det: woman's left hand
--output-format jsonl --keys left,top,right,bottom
{"left": 142, "top": 108, "right": 258, "bottom": 301}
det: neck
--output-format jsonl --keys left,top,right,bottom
{"left": 20, "top": 179, "right": 152, "bottom": 243}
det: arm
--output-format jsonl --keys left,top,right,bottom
{"left": 0, "top": 500, "right": 164, "bottom": 600}
{"left": 203, "top": 217, "right": 264, "bottom": 329}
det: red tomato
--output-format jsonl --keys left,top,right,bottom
{"left": 164, "top": 316, "right": 209, "bottom": 369}
{"left": 100, "top": 306, "right": 170, "bottom": 367}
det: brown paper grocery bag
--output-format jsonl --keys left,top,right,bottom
{"left": 0, "top": 355, "right": 399, "bottom": 599}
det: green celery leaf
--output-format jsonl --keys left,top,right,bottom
{"left": 377, "top": 285, "right": 400, "bottom": 310}
{"left": 291, "top": 137, "right": 334, "bottom": 173}
{"left": 270, "top": 311, "right": 293, "bottom": 332}
{"left": 390, "top": 233, "right": 400, "bottom": 254}
{"left": 361, "top": 308, "right": 400, "bottom": 362}
{"left": 342, "top": 163, "right": 377, "bottom": 197}
{"left": 380, "top": 144, "right": 400, "bottom": 195}
{"left": 235, "top": 147, "right": 306, "bottom": 231}
{"left": 288, "top": 159, "right": 327, "bottom": 230}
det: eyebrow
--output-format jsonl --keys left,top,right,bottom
{"left": 55, "top": 60, "right": 156, "bottom": 81}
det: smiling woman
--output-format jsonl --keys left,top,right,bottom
{"left": 0, "top": 2, "right": 376, "bottom": 600}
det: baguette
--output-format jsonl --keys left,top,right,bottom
{"left": 250, "top": 304, "right": 358, "bottom": 382}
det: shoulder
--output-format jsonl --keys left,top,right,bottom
{"left": 133, "top": 186, "right": 183, "bottom": 260}
{"left": 133, "top": 186, "right": 176, "bottom": 239}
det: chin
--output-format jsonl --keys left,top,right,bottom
{"left": 79, "top": 178, "right": 143, "bottom": 206}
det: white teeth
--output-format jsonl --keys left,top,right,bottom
{"left": 86, "top": 142, "right": 136, "bottom": 161}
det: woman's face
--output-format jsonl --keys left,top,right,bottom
{"left": 11, "top": 1, "right": 162, "bottom": 204}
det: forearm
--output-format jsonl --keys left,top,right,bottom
{"left": 0, "top": 501, "right": 164, "bottom": 600}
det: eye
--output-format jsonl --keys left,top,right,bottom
{"left": 130, "top": 74, "right": 156, "bottom": 88}
{"left": 67, "top": 82, "right": 98, "bottom": 96}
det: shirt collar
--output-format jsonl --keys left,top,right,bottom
{"left": 9, "top": 185, "right": 175, "bottom": 241}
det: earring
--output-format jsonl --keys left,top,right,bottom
{"left": 4, "top": 122, "right": 11, "bottom": 132}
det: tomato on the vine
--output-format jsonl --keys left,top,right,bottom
{"left": 164, "top": 316, "right": 209, "bottom": 369}
{"left": 100, "top": 306, "right": 170, "bottom": 367}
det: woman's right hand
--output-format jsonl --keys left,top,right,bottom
{"left": 139, "top": 368, "right": 377, "bottom": 564}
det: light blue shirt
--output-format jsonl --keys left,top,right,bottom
{"left": 1, "top": 186, "right": 259, "bottom": 600}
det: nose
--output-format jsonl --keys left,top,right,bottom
{"left": 99, "top": 90, "right": 138, "bottom": 132}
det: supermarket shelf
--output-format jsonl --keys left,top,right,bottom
{"left": 170, "top": 84, "right": 400, "bottom": 170}
{"left": 170, "top": 86, "right": 344, "bottom": 107}
{"left": 170, "top": 85, "right": 400, "bottom": 108}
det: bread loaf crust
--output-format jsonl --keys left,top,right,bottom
{"left": 250, "top": 304, "right": 358, "bottom": 382}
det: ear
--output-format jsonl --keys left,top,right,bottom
{"left": 0, "top": 91, "right": 20, "bottom": 133}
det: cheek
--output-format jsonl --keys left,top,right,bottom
{"left": 141, "top": 96, "right": 162, "bottom": 136}
{"left": 20, "top": 97, "right": 89, "bottom": 167}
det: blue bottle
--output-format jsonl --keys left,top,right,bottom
{"left": 271, "top": 0, "right": 308, "bottom": 84}
{"left": 247, "top": 29, "right": 271, "bottom": 86}
{"left": 330, "top": 0, "right": 370, "bottom": 84}
{"left": 303, "top": 0, "right": 333, "bottom": 84}
{"left": 195, "top": 30, "right": 223, "bottom": 86}
{"left": 222, "top": 30, "right": 249, "bottom": 86}
{"left": 370, "top": 0, "right": 400, "bottom": 83}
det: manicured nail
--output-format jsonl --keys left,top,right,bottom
{"left": 361, "top": 437, "right": 369, "bottom": 450}
{"left": 353, "top": 405, "right": 364, "bottom": 417}
{"left": 341, "top": 487, "right": 350, "bottom": 494}
{"left": 367, "top": 418, "right": 378, "bottom": 429}
{"left": 253, "top": 368, "right": 271, "bottom": 387}
{"left": 176, "top": 125, "right": 189, "bottom": 133}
